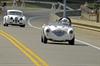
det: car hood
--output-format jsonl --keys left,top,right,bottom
{"left": 47, "top": 25, "right": 71, "bottom": 31}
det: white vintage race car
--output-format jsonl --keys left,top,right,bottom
{"left": 41, "top": 18, "right": 75, "bottom": 45}
{"left": 3, "top": 10, "right": 26, "bottom": 27}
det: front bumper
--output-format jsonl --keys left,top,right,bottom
{"left": 45, "top": 31, "right": 74, "bottom": 41}
{"left": 7, "top": 20, "right": 25, "bottom": 25}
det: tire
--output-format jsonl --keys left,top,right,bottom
{"left": 68, "top": 37, "right": 75, "bottom": 45}
{"left": 41, "top": 36, "right": 43, "bottom": 43}
{"left": 20, "top": 25, "right": 25, "bottom": 27}
{"left": 41, "top": 35, "right": 47, "bottom": 44}
{"left": 3, "top": 23, "right": 8, "bottom": 26}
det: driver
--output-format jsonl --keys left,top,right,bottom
{"left": 60, "top": 18, "right": 71, "bottom": 26}
{"left": 61, "top": 18, "right": 68, "bottom": 23}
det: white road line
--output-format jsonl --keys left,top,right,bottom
{"left": 28, "top": 17, "right": 41, "bottom": 30}
{"left": 28, "top": 17, "right": 100, "bottom": 50}
{"left": 76, "top": 39, "right": 100, "bottom": 50}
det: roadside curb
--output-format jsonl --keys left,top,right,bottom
{"left": 71, "top": 18, "right": 100, "bottom": 32}
{"left": 72, "top": 22, "right": 100, "bottom": 29}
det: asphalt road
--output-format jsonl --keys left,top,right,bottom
{"left": 0, "top": 9, "right": 100, "bottom": 66}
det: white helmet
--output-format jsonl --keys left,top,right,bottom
{"left": 61, "top": 18, "right": 68, "bottom": 22}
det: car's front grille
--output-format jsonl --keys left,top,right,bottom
{"left": 15, "top": 17, "right": 18, "bottom": 23}
{"left": 52, "top": 30, "right": 66, "bottom": 36}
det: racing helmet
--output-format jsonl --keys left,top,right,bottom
{"left": 61, "top": 18, "right": 68, "bottom": 23}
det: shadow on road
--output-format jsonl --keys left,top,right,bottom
{"left": 46, "top": 42, "right": 88, "bottom": 47}
{"left": 47, "top": 42, "right": 68, "bottom": 45}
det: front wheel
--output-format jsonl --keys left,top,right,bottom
{"left": 68, "top": 37, "right": 75, "bottom": 45}
{"left": 20, "top": 25, "right": 25, "bottom": 27}
{"left": 41, "top": 35, "right": 47, "bottom": 44}
{"left": 3, "top": 23, "right": 8, "bottom": 26}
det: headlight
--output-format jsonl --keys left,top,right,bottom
{"left": 10, "top": 17, "right": 13, "bottom": 20}
{"left": 69, "top": 30, "right": 73, "bottom": 34}
{"left": 46, "top": 28, "right": 50, "bottom": 33}
{"left": 20, "top": 18, "right": 23, "bottom": 20}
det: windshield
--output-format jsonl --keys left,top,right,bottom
{"left": 57, "top": 17, "right": 71, "bottom": 26}
{"left": 59, "top": 21, "right": 71, "bottom": 26}
{"left": 49, "top": 22, "right": 70, "bottom": 26}
{"left": 8, "top": 11, "right": 22, "bottom": 16}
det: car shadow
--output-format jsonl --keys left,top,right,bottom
{"left": 47, "top": 42, "right": 88, "bottom": 47}
{"left": 47, "top": 42, "right": 68, "bottom": 45}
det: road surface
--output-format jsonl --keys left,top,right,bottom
{"left": 0, "top": 9, "right": 100, "bottom": 66}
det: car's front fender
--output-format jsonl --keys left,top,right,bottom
{"left": 3, "top": 16, "right": 9, "bottom": 23}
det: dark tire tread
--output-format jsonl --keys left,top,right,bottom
{"left": 69, "top": 37, "right": 75, "bottom": 45}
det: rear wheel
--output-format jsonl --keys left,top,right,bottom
{"left": 68, "top": 37, "right": 75, "bottom": 45}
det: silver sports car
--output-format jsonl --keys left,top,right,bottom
{"left": 3, "top": 10, "right": 26, "bottom": 27}
{"left": 41, "top": 18, "right": 75, "bottom": 45}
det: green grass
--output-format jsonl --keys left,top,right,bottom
{"left": 87, "top": 3, "right": 100, "bottom": 9}
{"left": 25, "top": 2, "right": 51, "bottom": 8}
{"left": 25, "top": 3, "right": 42, "bottom": 8}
